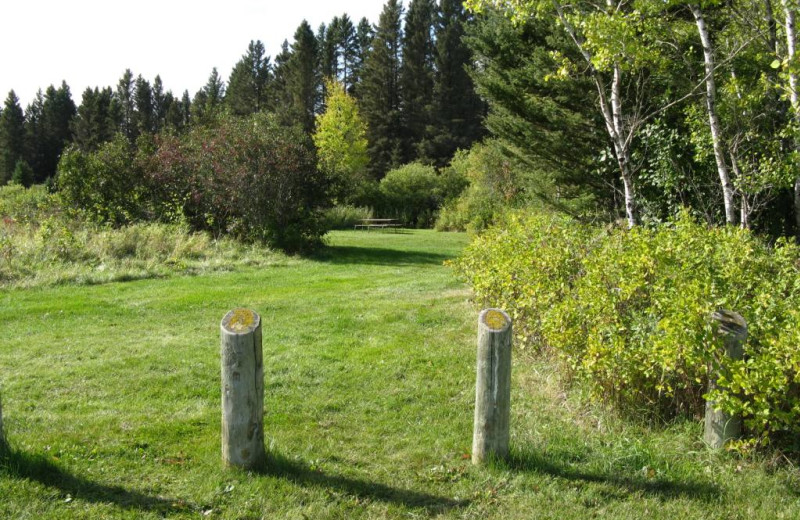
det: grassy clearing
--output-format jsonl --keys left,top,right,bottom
{"left": 1, "top": 229, "right": 799, "bottom": 519}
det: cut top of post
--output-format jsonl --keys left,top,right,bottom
{"left": 221, "top": 308, "right": 260, "bottom": 334}
{"left": 480, "top": 308, "right": 511, "bottom": 332}
{"left": 711, "top": 309, "right": 747, "bottom": 339}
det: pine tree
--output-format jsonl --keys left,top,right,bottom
{"left": 285, "top": 21, "right": 320, "bottom": 133}
{"left": 272, "top": 40, "right": 293, "bottom": 113}
{"left": 352, "top": 17, "right": 375, "bottom": 95}
{"left": 0, "top": 90, "right": 25, "bottom": 184}
{"left": 152, "top": 75, "right": 166, "bottom": 132}
{"left": 358, "top": 0, "right": 404, "bottom": 177}
{"left": 40, "top": 82, "right": 76, "bottom": 181}
{"left": 72, "top": 86, "right": 115, "bottom": 152}
{"left": 338, "top": 14, "right": 359, "bottom": 93}
{"left": 116, "top": 69, "right": 137, "bottom": 141}
{"left": 192, "top": 67, "right": 226, "bottom": 126}
{"left": 226, "top": 40, "right": 272, "bottom": 116}
{"left": 23, "top": 90, "right": 47, "bottom": 178}
{"left": 401, "top": 0, "right": 437, "bottom": 162}
{"left": 422, "top": 0, "right": 484, "bottom": 165}
{"left": 134, "top": 75, "right": 155, "bottom": 135}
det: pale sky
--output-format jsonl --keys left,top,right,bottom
{"left": 2, "top": 0, "right": 385, "bottom": 108}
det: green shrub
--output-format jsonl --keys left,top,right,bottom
{"left": 56, "top": 135, "right": 146, "bottom": 226}
{"left": 453, "top": 210, "right": 800, "bottom": 442}
{"left": 148, "top": 113, "right": 327, "bottom": 253}
{"left": 434, "top": 142, "right": 522, "bottom": 232}
{"left": 379, "top": 162, "right": 463, "bottom": 228}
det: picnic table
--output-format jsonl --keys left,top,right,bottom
{"left": 354, "top": 218, "right": 401, "bottom": 231}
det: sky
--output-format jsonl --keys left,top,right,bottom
{"left": 1, "top": 0, "right": 385, "bottom": 108}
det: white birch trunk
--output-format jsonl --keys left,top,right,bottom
{"left": 782, "top": 1, "right": 800, "bottom": 234}
{"left": 220, "top": 308, "right": 266, "bottom": 469}
{"left": 691, "top": 3, "right": 738, "bottom": 225}
{"left": 554, "top": 0, "right": 637, "bottom": 226}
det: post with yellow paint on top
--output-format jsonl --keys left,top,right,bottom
{"left": 472, "top": 308, "right": 512, "bottom": 465}
{"left": 220, "top": 308, "right": 265, "bottom": 469}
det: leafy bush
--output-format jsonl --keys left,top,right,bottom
{"left": 147, "top": 113, "right": 327, "bottom": 252}
{"left": 56, "top": 134, "right": 147, "bottom": 226}
{"left": 435, "top": 142, "right": 522, "bottom": 233}
{"left": 379, "top": 162, "right": 465, "bottom": 228}
{"left": 453, "top": 210, "right": 800, "bottom": 442}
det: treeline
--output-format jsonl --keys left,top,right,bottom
{"left": 0, "top": 0, "right": 484, "bottom": 188}
{"left": 463, "top": 0, "right": 800, "bottom": 237}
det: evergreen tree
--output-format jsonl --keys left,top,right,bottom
{"left": 284, "top": 21, "right": 320, "bottom": 133}
{"left": 116, "top": 69, "right": 137, "bottom": 141}
{"left": 180, "top": 90, "right": 192, "bottom": 127}
{"left": 338, "top": 14, "right": 359, "bottom": 93}
{"left": 318, "top": 21, "right": 339, "bottom": 82}
{"left": 40, "top": 82, "right": 76, "bottom": 181}
{"left": 272, "top": 40, "right": 293, "bottom": 113}
{"left": 192, "top": 67, "right": 226, "bottom": 126}
{"left": 72, "top": 86, "right": 115, "bottom": 152}
{"left": 421, "top": 0, "right": 485, "bottom": 165}
{"left": 352, "top": 17, "right": 375, "bottom": 95}
{"left": 0, "top": 90, "right": 25, "bottom": 184}
{"left": 23, "top": 90, "right": 47, "bottom": 178}
{"left": 152, "top": 75, "right": 166, "bottom": 132}
{"left": 359, "top": 0, "right": 404, "bottom": 177}
{"left": 401, "top": 0, "right": 437, "bottom": 162}
{"left": 134, "top": 75, "right": 155, "bottom": 135}
{"left": 226, "top": 40, "right": 272, "bottom": 116}
{"left": 11, "top": 159, "right": 33, "bottom": 188}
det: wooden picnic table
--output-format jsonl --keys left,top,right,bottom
{"left": 354, "top": 218, "right": 402, "bottom": 231}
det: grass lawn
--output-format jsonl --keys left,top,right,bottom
{"left": 0, "top": 229, "right": 798, "bottom": 519}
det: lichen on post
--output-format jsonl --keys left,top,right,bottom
{"left": 704, "top": 309, "right": 747, "bottom": 449}
{"left": 472, "top": 308, "right": 513, "bottom": 465}
{"left": 220, "top": 308, "right": 266, "bottom": 469}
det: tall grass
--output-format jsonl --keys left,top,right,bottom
{"left": 0, "top": 185, "right": 285, "bottom": 288}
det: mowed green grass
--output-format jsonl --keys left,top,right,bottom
{"left": 1, "top": 229, "right": 799, "bottom": 519}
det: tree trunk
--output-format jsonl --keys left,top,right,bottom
{"left": 766, "top": 0, "right": 779, "bottom": 55}
{"left": 782, "top": 1, "right": 800, "bottom": 234}
{"left": 691, "top": 3, "right": 738, "bottom": 225}
{"left": 553, "top": 0, "right": 638, "bottom": 226}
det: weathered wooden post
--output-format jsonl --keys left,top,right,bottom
{"left": 704, "top": 309, "right": 747, "bottom": 449}
{"left": 472, "top": 308, "right": 513, "bottom": 465}
{"left": 220, "top": 308, "right": 266, "bottom": 469}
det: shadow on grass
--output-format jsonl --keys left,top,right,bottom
{"left": 313, "top": 245, "right": 453, "bottom": 267}
{"left": 0, "top": 443, "right": 191, "bottom": 514}
{"left": 258, "top": 450, "right": 469, "bottom": 513}
{"left": 507, "top": 449, "right": 720, "bottom": 502}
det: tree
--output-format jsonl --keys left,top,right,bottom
{"left": 152, "top": 75, "right": 167, "bottom": 132}
{"left": 401, "top": 0, "right": 437, "bottom": 161}
{"left": 313, "top": 79, "right": 369, "bottom": 201}
{"left": 11, "top": 159, "right": 33, "bottom": 188}
{"left": 134, "top": 75, "right": 155, "bottom": 135}
{"left": 422, "top": 0, "right": 485, "bottom": 165}
{"left": 285, "top": 21, "right": 320, "bottom": 133}
{"left": 23, "top": 90, "right": 47, "bottom": 178}
{"left": 359, "top": 0, "right": 404, "bottom": 177}
{"left": 72, "top": 86, "right": 115, "bottom": 152}
{"left": 352, "top": 17, "right": 375, "bottom": 92}
{"left": 0, "top": 90, "right": 25, "bottom": 184}
{"left": 226, "top": 40, "right": 273, "bottom": 116}
{"left": 338, "top": 14, "right": 360, "bottom": 92}
{"left": 40, "top": 82, "right": 77, "bottom": 182}
{"left": 116, "top": 69, "right": 137, "bottom": 141}
{"left": 192, "top": 67, "right": 226, "bottom": 126}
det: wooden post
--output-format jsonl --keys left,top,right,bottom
{"left": 472, "top": 308, "right": 513, "bottom": 465}
{"left": 220, "top": 308, "right": 266, "bottom": 469}
{"left": 704, "top": 309, "right": 747, "bottom": 449}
